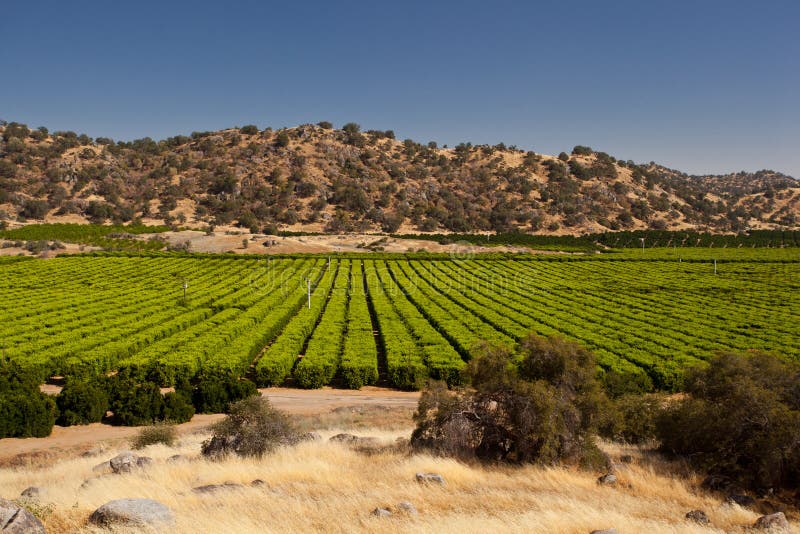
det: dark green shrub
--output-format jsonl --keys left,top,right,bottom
{"left": 108, "top": 375, "right": 165, "bottom": 426}
{"left": 56, "top": 378, "right": 109, "bottom": 426}
{"left": 599, "top": 393, "right": 663, "bottom": 444}
{"left": 191, "top": 375, "right": 258, "bottom": 414}
{"left": 132, "top": 423, "right": 178, "bottom": 449}
{"left": 238, "top": 125, "right": 259, "bottom": 135}
{"left": 0, "top": 360, "right": 56, "bottom": 438}
{"left": 274, "top": 131, "right": 290, "bottom": 148}
{"left": 316, "top": 121, "right": 333, "bottom": 129}
{"left": 411, "top": 334, "right": 608, "bottom": 465}
{"left": 557, "top": 152, "right": 570, "bottom": 162}
{"left": 162, "top": 391, "right": 195, "bottom": 423}
{"left": 201, "top": 396, "right": 298, "bottom": 458}
{"left": 572, "top": 145, "right": 593, "bottom": 156}
{"left": 657, "top": 352, "right": 800, "bottom": 491}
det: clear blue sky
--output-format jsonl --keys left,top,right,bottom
{"left": 2, "top": 0, "right": 798, "bottom": 177}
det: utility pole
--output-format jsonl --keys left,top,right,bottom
{"left": 182, "top": 279, "right": 188, "bottom": 303}
{"left": 714, "top": 259, "right": 717, "bottom": 275}
{"left": 640, "top": 237, "right": 645, "bottom": 253}
{"left": 307, "top": 277, "right": 311, "bottom": 309}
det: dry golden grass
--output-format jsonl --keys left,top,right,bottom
{"left": 2, "top": 416, "right": 793, "bottom": 534}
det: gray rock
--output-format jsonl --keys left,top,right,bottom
{"left": 19, "top": 487, "right": 42, "bottom": 500}
{"left": 590, "top": 530, "right": 618, "bottom": 534}
{"left": 250, "top": 479, "right": 266, "bottom": 487}
{"left": 329, "top": 433, "right": 379, "bottom": 447}
{"left": 89, "top": 498, "right": 174, "bottom": 528}
{"left": 371, "top": 508, "right": 391, "bottom": 517}
{"left": 396, "top": 501, "right": 418, "bottom": 515}
{"left": 415, "top": 472, "right": 445, "bottom": 485}
{"left": 685, "top": 510, "right": 709, "bottom": 525}
{"left": 0, "top": 498, "right": 46, "bottom": 533}
{"left": 597, "top": 473, "right": 618, "bottom": 486}
{"left": 727, "top": 493, "right": 755, "bottom": 507}
{"left": 92, "top": 460, "right": 112, "bottom": 474}
{"left": 81, "top": 446, "right": 105, "bottom": 458}
{"left": 167, "top": 454, "right": 188, "bottom": 463}
{"left": 109, "top": 452, "right": 152, "bottom": 474}
{"left": 192, "top": 482, "right": 245, "bottom": 494}
{"left": 754, "top": 512, "right": 789, "bottom": 530}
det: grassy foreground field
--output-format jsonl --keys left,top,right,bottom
{"left": 0, "top": 405, "right": 782, "bottom": 534}
{"left": 1, "top": 250, "right": 797, "bottom": 391}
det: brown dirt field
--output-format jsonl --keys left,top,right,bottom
{"left": 0, "top": 387, "right": 420, "bottom": 465}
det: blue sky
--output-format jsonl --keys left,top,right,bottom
{"left": 2, "top": 0, "right": 798, "bottom": 177}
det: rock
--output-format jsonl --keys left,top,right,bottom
{"left": 301, "top": 432, "right": 322, "bottom": 442}
{"left": 703, "top": 474, "right": 735, "bottom": 492}
{"left": 108, "top": 452, "right": 152, "bottom": 474}
{"left": 92, "top": 460, "right": 112, "bottom": 474}
{"left": 415, "top": 472, "right": 445, "bottom": 485}
{"left": 89, "top": 498, "right": 174, "bottom": 528}
{"left": 727, "top": 494, "right": 756, "bottom": 508}
{"left": 597, "top": 473, "right": 617, "bottom": 486}
{"left": 590, "top": 530, "right": 618, "bottom": 534}
{"left": 329, "top": 433, "right": 379, "bottom": 447}
{"left": 192, "top": 482, "right": 245, "bottom": 494}
{"left": 251, "top": 479, "right": 266, "bottom": 487}
{"left": 19, "top": 486, "right": 42, "bottom": 500}
{"left": 396, "top": 501, "right": 418, "bottom": 515}
{"left": 371, "top": 508, "right": 391, "bottom": 517}
{"left": 754, "top": 512, "right": 789, "bottom": 530}
{"left": 81, "top": 446, "right": 105, "bottom": 458}
{"left": 0, "top": 498, "right": 46, "bottom": 534}
{"left": 685, "top": 510, "right": 709, "bottom": 525}
{"left": 167, "top": 454, "right": 189, "bottom": 463}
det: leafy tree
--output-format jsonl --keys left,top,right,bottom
{"left": 316, "top": 121, "right": 333, "bottom": 129}
{"left": 108, "top": 375, "right": 165, "bottom": 426}
{"left": 239, "top": 125, "right": 259, "bottom": 135}
{"left": 56, "top": 378, "right": 109, "bottom": 426}
{"left": 20, "top": 199, "right": 50, "bottom": 219}
{"left": 412, "top": 334, "right": 609, "bottom": 466}
{"left": 274, "top": 130, "right": 290, "bottom": 147}
{"left": 558, "top": 152, "right": 570, "bottom": 162}
{"left": 0, "top": 360, "right": 56, "bottom": 438}
{"left": 572, "top": 145, "right": 593, "bottom": 156}
{"left": 657, "top": 352, "right": 800, "bottom": 491}
{"left": 191, "top": 374, "right": 258, "bottom": 414}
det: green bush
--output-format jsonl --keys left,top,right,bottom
{"left": 108, "top": 375, "right": 165, "bottom": 426}
{"left": 657, "top": 352, "right": 800, "bottom": 491}
{"left": 201, "top": 396, "right": 298, "bottom": 459}
{"left": 162, "top": 391, "right": 195, "bottom": 423}
{"left": 411, "top": 335, "right": 608, "bottom": 466}
{"left": 599, "top": 393, "right": 663, "bottom": 444}
{"left": 572, "top": 145, "right": 593, "bottom": 156}
{"left": 132, "top": 423, "right": 178, "bottom": 449}
{"left": 0, "top": 360, "right": 56, "bottom": 438}
{"left": 238, "top": 125, "right": 259, "bottom": 135}
{"left": 56, "top": 379, "right": 109, "bottom": 426}
{"left": 191, "top": 375, "right": 258, "bottom": 414}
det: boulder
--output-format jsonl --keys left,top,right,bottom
{"left": 396, "top": 501, "right": 418, "bottom": 515}
{"left": 192, "top": 483, "right": 245, "bottom": 494}
{"left": 109, "top": 452, "right": 152, "bottom": 474}
{"left": 89, "top": 498, "right": 174, "bottom": 528}
{"left": 0, "top": 498, "right": 46, "bottom": 534}
{"left": 415, "top": 472, "right": 445, "bottom": 485}
{"left": 597, "top": 473, "right": 617, "bottom": 486}
{"left": 754, "top": 512, "right": 789, "bottom": 530}
{"left": 685, "top": 510, "right": 709, "bottom": 525}
{"left": 19, "top": 487, "right": 42, "bottom": 500}
{"left": 371, "top": 508, "right": 391, "bottom": 518}
{"left": 727, "top": 494, "right": 756, "bottom": 508}
{"left": 92, "top": 460, "right": 112, "bottom": 474}
{"left": 251, "top": 479, "right": 266, "bottom": 487}
{"left": 329, "top": 433, "right": 379, "bottom": 448}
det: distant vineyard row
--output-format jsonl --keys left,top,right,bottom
{"left": 1, "top": 252, "right": 796, "bottom": 391}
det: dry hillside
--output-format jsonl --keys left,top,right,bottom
{"left": 0, "top": 120, "right": 797, "bottom": 235}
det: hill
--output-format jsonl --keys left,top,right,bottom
{"left": 0, "top": 120, "right": 797, "bottom": 235}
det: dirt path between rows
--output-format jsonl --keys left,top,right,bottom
{"left": 0, "top": 387, "right": 420, "bottom": 464}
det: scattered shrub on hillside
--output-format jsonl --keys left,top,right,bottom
{"left": 0, "top": 360, "right": 56, "bottom": 438}
{"left": 55, "top": 378, "right": 109, "bottom": 426}
{"left": 201, "top": 396, "right": 299, "bottom": 459}
{"left": 316, "top": 121, "right": 333, "bottom": 129}
{"left": 132, "top": 422, "right": 178, "bottom": 449}
{"left": 572, "top": 145, "right": 593, "bottom": 156}
{"left": 657, "top": 351, "right": 800, "bottom": 491}
{"left": 557, "top": 152, "right": 570, "bottom": 162}
{"left": 238, "top": 125, "right": 259, "bottom": 135}
{"left": 274, "top": 131, "right": 290, "bottom": 148}
{"left": 191, "top": 374, "right": 258, "bottom": 414}
{"left": 411, "top": 335, "right": 609, "bottom": 466}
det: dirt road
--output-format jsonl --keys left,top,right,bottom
{"left": 0, "top": 387, "right": 420, "bottom": 464}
